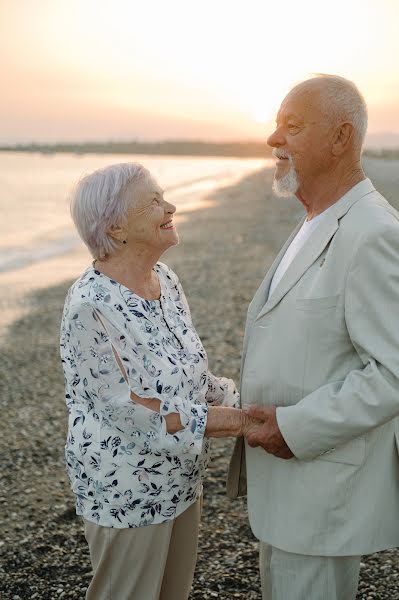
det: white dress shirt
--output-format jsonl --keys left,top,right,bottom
{"left": 268, "top": 206, "right": 334, "bottom": 300}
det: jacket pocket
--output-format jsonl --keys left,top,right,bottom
{"left": 296, "top": 295, "right": 339, "bottom": 311}
{"left": 316, "top": 435, "right": 366, "bottom": 466}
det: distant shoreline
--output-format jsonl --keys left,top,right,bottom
{"left": 0, "top": 140, "right": 271, "bottom": 159}
{"left": 1, "top": 141, "right": 398, "bottom": 160}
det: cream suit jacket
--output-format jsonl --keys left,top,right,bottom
{"left": 227, "top": 179, "right": 399, "bottom": 556}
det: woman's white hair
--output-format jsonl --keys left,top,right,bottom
{"left": 70, "top": 162, "right": 150, "bottom": 260}
{"left": 293, "top": 74, "right": 368, "bottom": 148}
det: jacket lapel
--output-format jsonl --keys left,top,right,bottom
{"left": 249, "top": 219, "right": 305, "bottom": 318}
{"left": 255, "top": 179, "right": 376, "bottom": 321}
{"left": 241, "top": 218, "right": 305, "bottom": 366}
{"left": 256, "top": 217, "right": 339, "bottom": 320}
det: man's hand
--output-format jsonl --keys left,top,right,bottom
{"left": 244, "top": 406, "right": 294, "bottom": 459}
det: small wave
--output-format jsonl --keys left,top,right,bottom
{"left": 0, "top": 162, "right": 267, "bottom": 274}
{"left": 164, "top": 170, "right": 234, "bottom": 194}
{"left": 0, "top": 234, "right": 82, "bottom": 273}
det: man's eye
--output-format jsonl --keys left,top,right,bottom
{"left": 287, "top": 123, "right": 301, "bottom": 135}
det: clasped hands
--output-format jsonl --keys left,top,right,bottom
{"left": 241, "top": 406, "right": 294, "bottom": 460}
{"left": 130, "top": 389, "right": 294, "bottom": 458}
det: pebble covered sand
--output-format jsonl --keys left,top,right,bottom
{"left": 1, "top": 158, "right": 399, "bottom": 599}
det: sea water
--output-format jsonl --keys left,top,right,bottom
{"left": 0, "top": 152, "right": 267, "bottom": 331}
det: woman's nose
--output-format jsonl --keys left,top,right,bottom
{"left": 166, "top": 201, "right": 176, "bottom": 214}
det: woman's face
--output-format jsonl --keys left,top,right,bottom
{"left": 125, "top": 175, "right": 179, "bottom": 252}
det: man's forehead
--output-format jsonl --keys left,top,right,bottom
{"left": 277, "top": 88, "right": 322, "bottom": 122}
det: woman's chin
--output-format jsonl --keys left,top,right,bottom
{"left": 159, "top": 231, "right": 179, "bottom": 250}
{"left": 171, "top": 232, "right": 180, "bottom": 246}
{"left": 168, "top": 228, "right": 179, "bottom": 244}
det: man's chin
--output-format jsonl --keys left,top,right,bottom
{"left": 272, "top": 170, "right": 300, "bottom": 198}
{"left": 272, "top": 180, "right": 298, "bottom": 197}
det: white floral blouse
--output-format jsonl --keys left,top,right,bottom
{"left": 60, "top": 262, "right": 238, "bottom": 528}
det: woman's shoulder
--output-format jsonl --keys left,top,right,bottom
{"left": 65, "top": 267, "right": 109, "bottom": 312}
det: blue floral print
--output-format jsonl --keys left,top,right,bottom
{"left": 60, "top": 262, "right": 238, "bottom": 528}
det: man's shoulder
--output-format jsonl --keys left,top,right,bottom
{"left": 339, "top": 189, "right": 399, "bottom": 241}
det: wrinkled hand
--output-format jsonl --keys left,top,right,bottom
{"left": 245, "top": 406, "right": 294, "bottom": 460}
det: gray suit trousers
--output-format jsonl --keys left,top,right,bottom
{"left": 260, "top": 542, "right": 361, "bottom": 600}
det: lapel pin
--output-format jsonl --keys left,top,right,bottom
{"left": 320, "top": 258, "right": 326, "bottom": 267}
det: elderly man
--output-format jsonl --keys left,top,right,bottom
{"left": 227, "top": 74, "right": 399, "bottom": 600}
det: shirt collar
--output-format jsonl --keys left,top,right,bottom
{"left": 306, "top": 178, "right": 375, "bottom": 224}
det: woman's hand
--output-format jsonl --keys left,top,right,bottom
{"left": 205, "top": 406, "right": 262, "bottom": 438}
{"left": 130, "top": 393, "right": 262, "bottom": 438}
{"left": 239, "top": 409, "right": 264, "bottom": 438}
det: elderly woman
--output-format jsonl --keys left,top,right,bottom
{"left": 60, "top": 162, "right": 256, "bottom": 600}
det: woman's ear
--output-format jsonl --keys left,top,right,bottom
{"left": 331, "top": 122, "right": 354, "bottom": 156}
{"left": 106, "top": 224, "right": 127, "bottom": 243}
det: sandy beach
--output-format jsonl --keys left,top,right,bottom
{"left": 1, "top": 157, "right": 399, "bottom": 599}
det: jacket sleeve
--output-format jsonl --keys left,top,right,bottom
{"left": 276, "top": 223, "right": 399, "bottom": 460}
{"left": 68, "top": 301, "right": 208, "bottom": 456}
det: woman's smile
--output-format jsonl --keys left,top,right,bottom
{"left": 160, "top": 219, "right": 176, "bottom": 230}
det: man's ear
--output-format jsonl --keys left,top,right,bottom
{"left": 332, "top": 122, "right": 354, "bottom": 156}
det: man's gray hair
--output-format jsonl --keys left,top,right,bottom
{"left": 70, "top": 162, "right": 150, "bottom": 260}
{"left": 294, "top": 74, "right": 368, "bottom": 148}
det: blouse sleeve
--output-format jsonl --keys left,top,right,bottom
{"left": 206, "top": 372, "right": 240, "bottom": 407}
{"left": 68, "top": 301, "right": 208, "bottom": 456}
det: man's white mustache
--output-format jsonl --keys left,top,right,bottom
{"left": 272, "top": 148, "right": 293, "bottom": 161}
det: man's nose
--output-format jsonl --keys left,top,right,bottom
{"left": 267, "top": 127, "right": 285, "bottom": 148}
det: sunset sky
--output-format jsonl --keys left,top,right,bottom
{"left": 1, "top": 0, "right": 398, "bottom": 145}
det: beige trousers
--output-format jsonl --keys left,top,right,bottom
{"left": 83, "top": 498, "right": 201, "bottom": 600}
{"left": 260, "top": 542, "right": 361, "bottom": 600}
